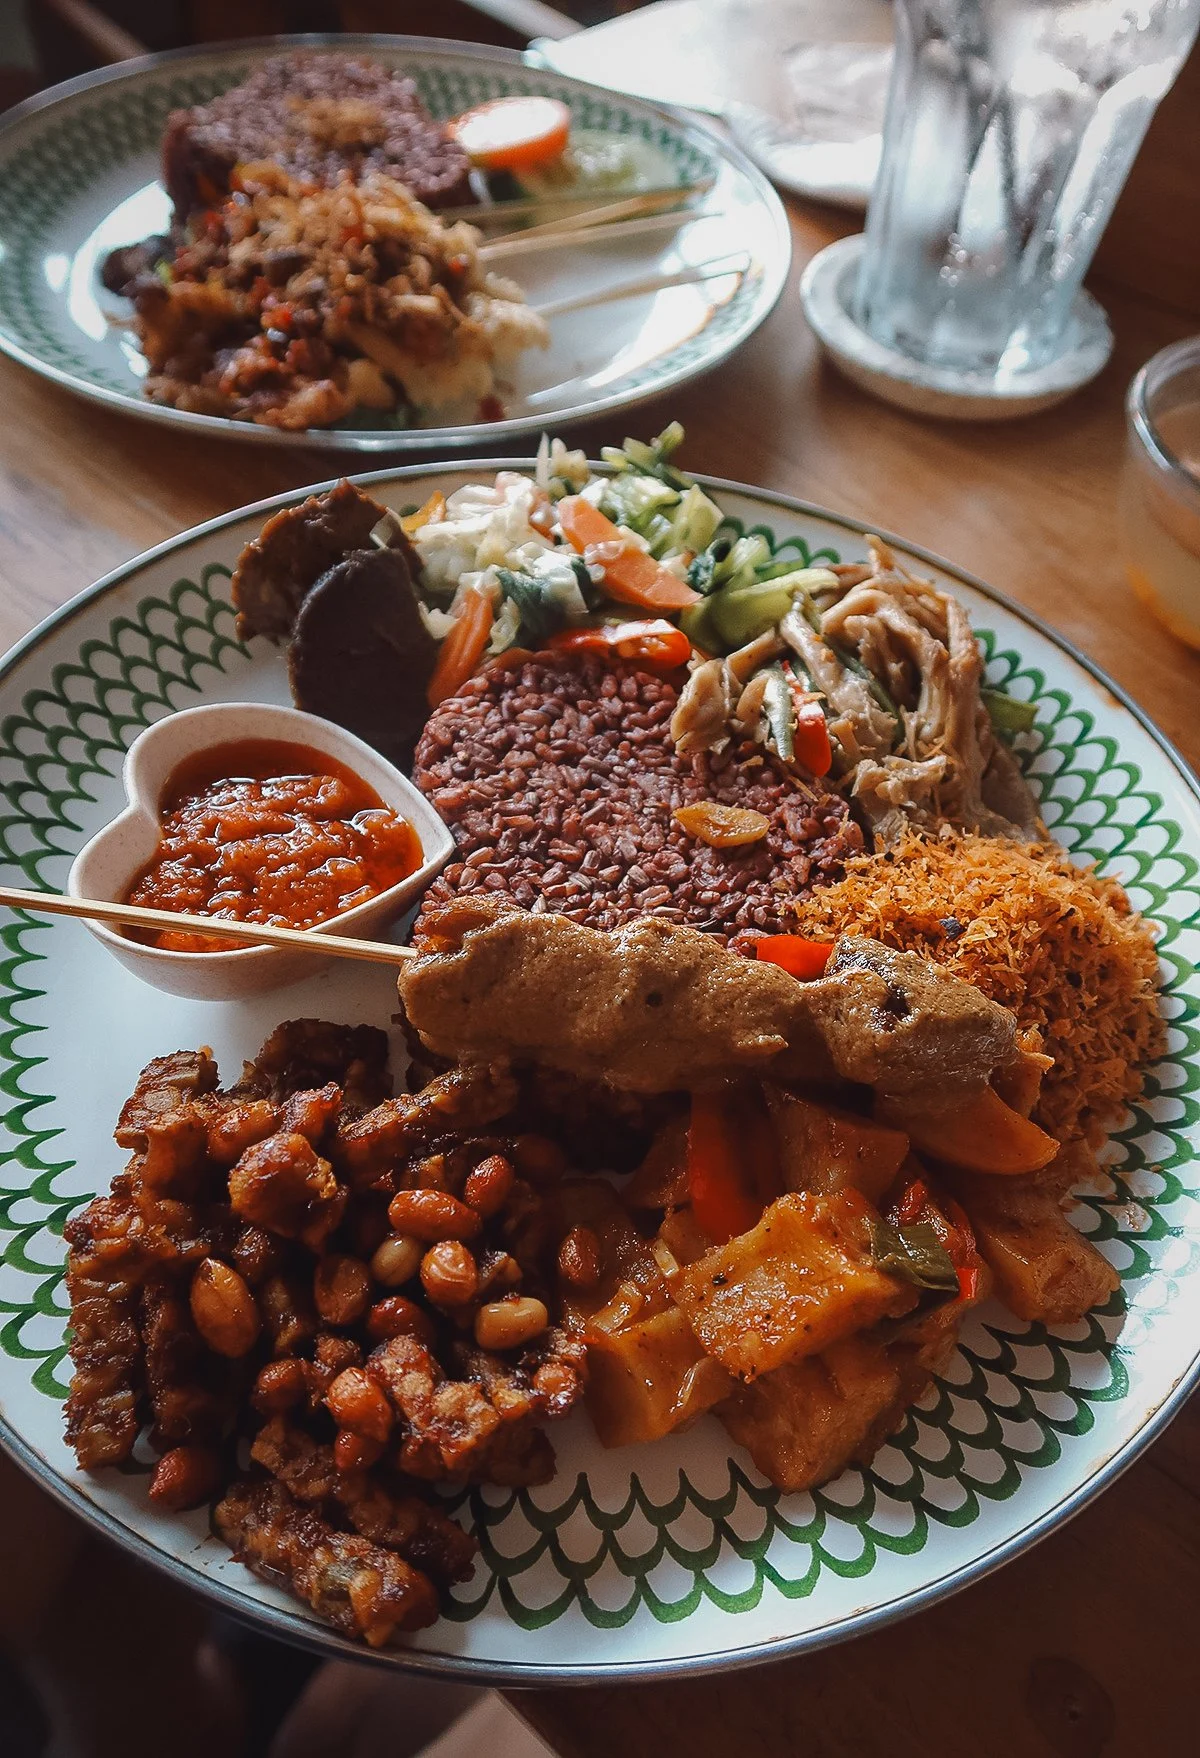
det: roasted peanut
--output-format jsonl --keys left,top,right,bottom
{"left": 474, "top": 1296, "right": 549, "bottom": 1352}
{"left": 370, "top": 1234, "right": 422, "bottom": 1287}
{"left": 190, "top": 1258, "right": 260, "bottom": 1358}
{"left": 326, "top": 1367, "right": 393, "bottom": 1442}
{"left": 558, "top": 1225, "right": 602, "bottom": 1290}
{"left": 420, "top": 1241, "right": 479, "bottom": 1309}
{"left": 386, "top": 1188, "right": 480, "bottom": 1243}
{"left": 511, "top": 1134, "right": 566, "bottom": 1184}
{"left": 251, "top": 1357, "right": 308, "bottom": 1416}
{"left": 148, "top": 1444, "right": 222, "bottom": 1512}
{"left": 334, "top": 1428, "right": 384, "bottom": 1472}
{"left": 366, "top": 1295, "right": 435, "bottom": 1346}
{"left": 313, "top": 1254, "right": 372, "bottom": 1327}
{"left": 464, "top": 1154, "right": 515, "bottom": 1218}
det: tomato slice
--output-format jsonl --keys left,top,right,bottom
{"left": 450, "top": 96, "right": 572, "bottom": 172}
{"left": 546, "top": 619, "right": 691, "bottom": 672}
{"left": 755, "top": 935, "right": 834, "bottom": 980}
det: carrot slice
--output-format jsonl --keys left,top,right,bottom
{"left": 427, "top": 588, "right": 494, "bottom": 708}
{"left": 401, "top": 491, "right": 446, "bottom": 535}
{"left": 687, "top": 1092, "right": 762, "bottom": 1245}
{"left": 556, "top": 497, "right": 700, "bottom": 611}
{"left": 450, "top": 96, "right": 571, "bottom": 172}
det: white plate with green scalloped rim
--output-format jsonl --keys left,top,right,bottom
{"left": 1, "top": 461, "right": 1198, "bottom": 1682}
{"left": 0, "top": 35, "right": 789, "bottom": 453}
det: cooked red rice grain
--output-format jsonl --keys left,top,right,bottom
{"left": 412, "top": 652, "right": 863, "bottom": 942}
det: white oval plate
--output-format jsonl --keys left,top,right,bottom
{"left": 0, "top": 463, "right": 1197, "bottom": 1681}
{"left": 0, "top": 35, "right": 790, "bottom": 453}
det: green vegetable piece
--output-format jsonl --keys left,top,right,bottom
{"left": 982, "top": 687, "right": 1038, "bottom": 734}
{"left": 828, "top": 636, "right": 901, "bottom": 723}
{"left": 687, "top": 536, "right": 732, "bottom": 594}
{"left": 761, "top": 665, "right": 794, "bottom": 762}
{"left": 654, "top": 420, "right": 685, "bottom": 458}
{"left": 868, "top": 1219, "right": 960, "bottom": 1292}
{"left": 722, "top": 534, "right": 774, "bottom": 593}
{"left": 755, "top": 558, "right": 839, "bottom": 586}
{"left": 667, "top": 483, "right": 723, "bottom": 557}
{"left": 712, "top": 582, "right": 795, "bottom": 648}
{"left": 600, "top": 473, "right": 679, "bottom": 536}
{"left": 680, "top": 595, "right": 727, "bottom": 655}
{"left": 494, "top": 568, "right": 572, "bottom": 641}
{"left": 710, "top": 570, "right": 832, "bottom": 649}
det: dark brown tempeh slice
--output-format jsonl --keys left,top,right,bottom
{"left": 115, "top": 1050, "right": 219, "bottom": 1150}
{"left": 249, "top": 1416, "right": 477, "bottom": 1583}
{"left": 214, "top": 1476, "right": 440, "bottom": 1644}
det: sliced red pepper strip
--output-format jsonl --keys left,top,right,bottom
{"left": 895, "top": 1176, "right": 931, "bottom": 1227}
{"left": 889, "top": 1173, "right": 985, "bottom": 1304}
{"left": 687, "top": 1092, "right": 762, "bottom": 1245}
{"left": 782, "top": 661, "right": 833, "bottom": 778}
{"left": 755, "top": 935, "right": 834, "bottom": 981}
{"left": 793, "top": 694, "right": 833, "bottom": 778}
{"left": 956, "top": 1264, "right": 982, "bottom": 1303}
{"left": 546, "top": 619, "right": 691, "bottom": 673}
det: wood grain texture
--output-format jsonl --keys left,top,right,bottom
{"left": 0, "top": 193, "right": 1197, "bottom": 1758}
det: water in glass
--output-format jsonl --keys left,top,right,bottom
{"left": 855, "top": 0, "right": 1200, "bottom": 375}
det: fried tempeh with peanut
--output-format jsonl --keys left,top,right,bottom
{"left": 63, "top": 1020, "right": 591, "bottom": 1645}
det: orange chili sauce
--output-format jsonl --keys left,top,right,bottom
{"left": 126, "top": 738, "right": 422, "bottom": 952}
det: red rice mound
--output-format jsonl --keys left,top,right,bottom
{"left": 413, "top": 652, "right": 863, "bottom": 941}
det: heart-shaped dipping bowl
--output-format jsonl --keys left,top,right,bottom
{"left": 67, "top": 701, "right": 453, "bottom": 999}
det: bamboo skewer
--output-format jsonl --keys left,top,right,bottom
{"left": 479, "top": 208, "right": 717, "bottom": 263}
{"left": 483, "top": 186, "right": 714, "bottom": 248}
{"left": 439, "top": 181, "right": 712, "bottom": 229}
{"left": 536, "top": 256, "right": 748, "bottom": 321}
{"left": 0, "top": 885, "right": 416, "bottom": 965}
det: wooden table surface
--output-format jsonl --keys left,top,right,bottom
{"left": 2, "top": 192, "right": 1198, "bottom": 1758}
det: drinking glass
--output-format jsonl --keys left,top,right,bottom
{"left": 1121, "top": 337, "right": 1200, "bottom": 649}
{"left": 854, "top": 0, "right": 1200, "bottom": 377}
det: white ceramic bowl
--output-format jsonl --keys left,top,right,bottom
{"left": 67, "top": 701, "right": 453, "bottom": 998}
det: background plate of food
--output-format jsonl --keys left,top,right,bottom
{"left": 0, "top": 35, "right": 789, "bottom": 452}
{"left": 0, "top": 435, "right": 1197, "bottom": 1681}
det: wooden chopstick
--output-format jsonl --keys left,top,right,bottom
{"left": 536, "top": 256, "right": 748, "bottom": 320}
{"left": 0, "top": 884, "right": 416, "bottom": 965}
{"left": 438, "top": 182, "right": 711, "bottom": 227}
{"left": 479, "top": 208, "right": 715, "bottom": 263}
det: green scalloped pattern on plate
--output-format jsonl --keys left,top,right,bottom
{"left": 0, "top": 564, "right": 245, "bottom": 1398}
{"left": 0, "top": 54, "right": 720, "bottom": 401}
{"left": 0, "top": 538, "right": 1196, "bottom": 1634}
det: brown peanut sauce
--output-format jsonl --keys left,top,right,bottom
{"left": 127, "top": 737, "right": 421, "bottom": 950}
